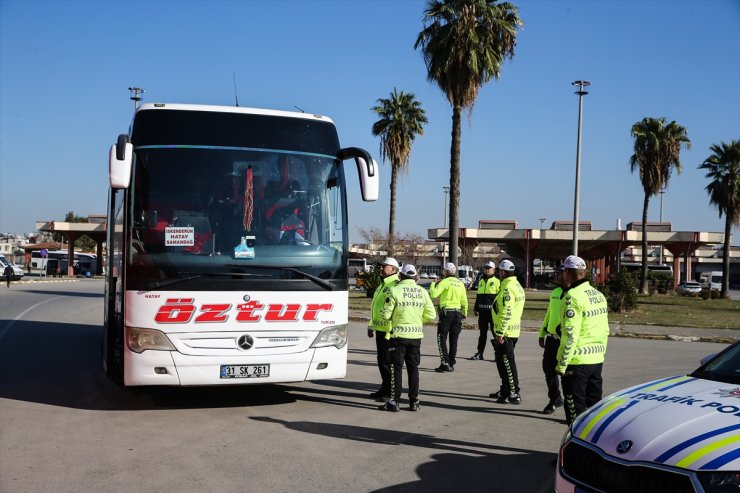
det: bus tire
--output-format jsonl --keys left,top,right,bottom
{"left": 104, "top": 317, "right": 124, "bottom": 386}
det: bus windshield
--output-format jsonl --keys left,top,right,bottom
{"left": 126, "top": 111, "right": 348, "bottom": 291}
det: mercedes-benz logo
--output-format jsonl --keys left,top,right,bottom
{"left": 237, "top": 334, "right": 254, "bottom": 350}
{"left": 242, "top": 294, "right": 251, "bottom": 302}
{"left": 616, "top": 440, "right": 633, "bottom": 454}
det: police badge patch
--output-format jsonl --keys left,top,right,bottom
{"left": 565, "top": 309, "right": 575, "bottom": 318}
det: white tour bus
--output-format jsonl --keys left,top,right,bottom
{"left": 104, "top": 103, "right": 378, "bottom": 386}
{"left": 31, "top": 250, "right": 97, "bottom": 274}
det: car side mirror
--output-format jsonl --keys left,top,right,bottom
{"left": 699, "top": 353, "right": 716, "bottom": 366}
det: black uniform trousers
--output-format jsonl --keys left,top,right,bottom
{"left": 374, "top": 331, "right": 392, "bottom": 396}
{"left": 437, "top": 310, "right": 462, "bottom": 366}
{"left": 542, "top": 335, "right": 562, "bottom": 403}
{"left": 476, "top": 311, "right": 493, "bottom": 355}
{"left": 561, "top": 363, "right": 603, "bottom": 425}
{"left": 388, "top": 337, "right": 421, "bottom": 403}
{"left": 493, "top": 337, "right": 519, "bottom": 397}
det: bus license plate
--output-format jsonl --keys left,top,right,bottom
{"left": 220, "top": 364, "right": 270, "bottom": 379}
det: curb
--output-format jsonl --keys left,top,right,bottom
{"left": 8, "top": 279, "right": 81, "bottom": 285}
{"left": 348, "top": 315, "right": 738, "bottom": 344}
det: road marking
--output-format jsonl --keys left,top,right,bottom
{"left": 0, "top": 296, "right": 65, "bottom": 343}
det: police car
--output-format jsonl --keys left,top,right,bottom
{"left": 556, "top": 340, "right": 740, "bottom": 493}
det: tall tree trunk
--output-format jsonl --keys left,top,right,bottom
{"left": 640, "top": 191, "right": 650, "bottom": 294}
{"left": 721, "top": 214, "right": 732, "bottom": 298}
{"left": 448, "top": 104, "right": 462, "bottom": 266}
{"left": 388, "top": 164, "right": 398, "bottom": 256}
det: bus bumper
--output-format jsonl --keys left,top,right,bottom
{"left": 123, "top": 345, "right": 347, "bottom": 386}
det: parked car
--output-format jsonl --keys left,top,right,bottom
{"left": 677, "top": 280, "right": 702, "bottom": 296}
{"left": 0, "top": 255, "right": 24, "bottom": 280}
{"left": 556, "top": 340, "right": 740, "bottom": 492}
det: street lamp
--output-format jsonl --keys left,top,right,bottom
{"left": 442, "top": 186, "right": 450, "bottom": 265}
{"left": 128, "top": 87, "right": 145, "bottom": 110}
{"left": 539, "top": 218, "right": 546, "bottom": 229}
{"left": 659, "top": 186, "right": 666, "bottom": 264}
{"left": 443, "top": 186, "right": 450, "bottom": 229}
{"left": 571, "top": 80, "right": 590, "bottom": 256}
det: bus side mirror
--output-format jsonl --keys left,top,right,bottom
{"left": 109, "top": 134, "right": 133, "bottom": 189}
{"left": 338, "top": 147, "right": 378, "bottom": 202}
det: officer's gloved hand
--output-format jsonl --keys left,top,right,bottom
{"left": 367, "top": 327, "right": 374, "bottom": 338}
{"left": 538, "top": 337, "right": 545, "bottom": 348}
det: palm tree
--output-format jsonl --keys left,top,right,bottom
{"left": 699, "top": 140, "right": 740, "bottom": 298}
{"left": 629, "top": 117, "right": 691, "bottom": 294}
{"left": 415, "top": 0, "right": 522, "bottom": 265}
{"left": 371, "top": 88, "right": 428, "bottom": 255}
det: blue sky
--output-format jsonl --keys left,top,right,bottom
{"left": 1, "top": 0, "right": 738, "bottom": 244}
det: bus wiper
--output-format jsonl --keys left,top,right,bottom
{"left": 224, "top": 264, "right": 337, "bottom": 291}
{"left": 149, "top": 271, "right": 270, "bottom": 291}
{"left": 280, "top": 267, "right": 336, "bottom": 291}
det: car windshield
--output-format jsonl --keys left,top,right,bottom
{"left": 691, "top": 342, "right": 740, "bottom": 385}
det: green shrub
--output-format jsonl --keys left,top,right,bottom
{"left": 602, "top": 269, "right": 638, "bottom": 313}
{"left": 361, "top": 262, "right": 383, "bottom": 298}
{"left": 648, "top": 271, "right": 674, "bottom": 295}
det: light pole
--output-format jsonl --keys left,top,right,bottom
{"left": 571, "top": 80, "right": 590, "bottom": 256}
{"left": 538, "top": 218, "right": 546, "bottom": 274}
{"left": 659, "top": 186, "right": 665, "bottom": 264}
{"left": 128, "top": 87, "right": 145, "bottom": 110}
{"left": 442, "top": 186, "right": 450, "bottom": 265}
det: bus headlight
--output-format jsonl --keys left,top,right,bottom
{"left": 127, "top": 327, "right": 176, "bottom": 353}
{"left": 310, "top": 324, "right": 347, "bottom": 349}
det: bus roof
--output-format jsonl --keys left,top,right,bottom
{"left": 135, "top": 103, "right": 335, "bottom": 125}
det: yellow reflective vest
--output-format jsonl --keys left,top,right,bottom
{"left": 493, "top": 276, "right": 525, "bottom": 338}
{"left": 381, "top": 279, "right": 436, "bottom": 339}
{"left": 369, "top": 274, "right": 399, "bottom": 333}
{"left": 556, "top": 279, "right": 610, "bottom": 373}
{"left": 539, "top": 286, "right": 563, "bottom": 338}
{"left": 474, "top": 275, "right": 500, "bottom": 313}
{"left": 429, "top": 276, "right": 468, "bottom": 315}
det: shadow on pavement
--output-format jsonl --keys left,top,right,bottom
{"left": 0, "top": 319, "right": 295, "bottom": 411}
{"left": 23, "top": 289, "right": 104, "bottom": 298}
{"left": 291, "top": 378, "right": 566, "bottom": 423}
{"left": 251, "top": 416, "right": 556, "bottom": 493}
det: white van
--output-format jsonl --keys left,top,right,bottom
{"left": 0, "top": 255, "right": 24, "bottom": 280}
{"left": 699, "top": 271, "right": 723, "bottom": 290}
{"left": 457, "top": 265, "right": 475, "bottom": 288}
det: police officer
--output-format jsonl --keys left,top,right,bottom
{"left": 490, "top": 259, "right": 525, "bottom": 404}
{"left": 4, "top": 264, "right": 14, "bottom": 288}
{"left": 556, "top": 255, "right": 610, "bottom": 425}
{"left": 539, "top": 265, "right": 564, "bottom": 414}
{"left": 367, "top": 257, "right": 400, "bottom": 402}
{"left": 429, "top": 262, "right": 468, "bottom": 372}
{"left": 379, "top": 264, "right": 436, "bottom": 412}
{"left": 471, "top": 261, "right": 500, "bottom": 360}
